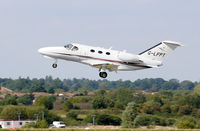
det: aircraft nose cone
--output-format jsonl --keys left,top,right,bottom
{"left": 38, "top": 48, "right": 47, "bottom": 54}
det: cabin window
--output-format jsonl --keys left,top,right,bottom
{"left": 106, "top": 52, "right": 110, "bottom": 55}
{"left": 72, "top": 46, "right": 78, "bottom": 51}
{"left": 19, "top": 122, "right": 23, "bottom": 125}
{"left": 98, "top": 51, "right": 103, "bottom": 54}
{"left": 64, "top": 44, "right": 73, "bottom": 50}
{"left": 7, "top": 122, "right": 10, "bottom": 125}
{"left": 90, "top": 49, "right": 95, "bottom": 53}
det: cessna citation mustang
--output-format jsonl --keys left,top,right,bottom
{"left": 38, "top": 41, "right": 182, "bottom": 78}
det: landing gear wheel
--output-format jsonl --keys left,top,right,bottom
{"left": 52, "top": 64, "right": 57, "bottom": 68}
{"left": 99, "top": 72, "right": 107, "bottom": 78}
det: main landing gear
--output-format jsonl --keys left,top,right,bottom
{"left": 99, "top": 72, "right": 107, "bottom": 78}
{"left": 52, "top": 63, "right": 57, "bottom": 68}
{"left": 52, "top": 59, "right": 57, "bottom": 68}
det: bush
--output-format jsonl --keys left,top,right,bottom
{"left": 92, "top": 96, "right": 114, "bottom": 109}
{"left": 177, "top": 116, "right": 197, "bottom": 129}
{"left": 178, "top": 105, "right": 193, "bottom": 115}
{"left": 64, "top": 118, "right": 81, "bottom": 126}
{"left": 134, "top": 114, "right": 167, "bottom": 127}
{"left": 84, "top": 113, "right": 121, "bottom": 126}
{"left": 22, "top": 122, "right": 36, "bottom": 128}
{"left": 34, "top": 96, "right": 55, "bottom": 110}
{"left": 66, "top": 111, "right": 78, "bottom": 120}
{"left": 122, "top": 102, "right": 138, "bottom": 128}
{"left": 36, "top": 120, "right": 49, "bottom": 128}
{"left": 96, "top": 114, "right": 121, "bottom": 125}
{"left": 22, "top": 120, "right": 48, "bottom": 128}
{"left": 166, "top": 118, "right": 176, "bottom": 126}
{"left": 63, "top": 100, "right": 73, "bottom": 112}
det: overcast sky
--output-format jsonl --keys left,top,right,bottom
{"left": 0, "top": 0, "right": 200, "bottom": 82}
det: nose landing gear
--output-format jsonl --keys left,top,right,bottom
{"left": 99, "top": 72, "right": 107, "bottom": 78}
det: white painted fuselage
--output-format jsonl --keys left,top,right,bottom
{"left": 38, "top": 41, "right": 182, "bottom": 78}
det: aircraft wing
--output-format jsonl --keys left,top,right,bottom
{"left": 81, "top": 59, "right": 119, "bottom": 72}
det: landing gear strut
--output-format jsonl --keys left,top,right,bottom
{"left": 52, "top": 63, "right": 57, "bottom": 68}
{"left": 99, "top": 72, "right": 107, "bottom": 78}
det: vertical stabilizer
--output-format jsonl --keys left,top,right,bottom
{"left": 139, "top": 41, "right": 183, "bottom": 62}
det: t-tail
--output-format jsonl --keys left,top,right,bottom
{"left": 139, "top": 41, "right": 183, "bottom": 66}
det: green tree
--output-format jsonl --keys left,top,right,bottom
{"left": 30, "top": 79, "right": 46, "bottom": 93}
{"left": 122, "top": 102, "right": 138, "bottom": 128}
{"left": 0, "top": 96, "right": 18, "bottom": 105}
{"left": 162, "top": 79, "right": 180, "bottom": 90}
{"left": 84, "top": 113, "right": 121, "bottom": 126}
{"left": 194, "top": 84, "right": 200, "bottom": 95}
{"left": 17, "top": 94, "right": 34, "bottom": 105}
{"left": 47, "top": 86, "right": 55, "bottom": 94}
{"left": 180, "top": 80, "right": 195, "bottom": 90}
{"left": 92, "top": 96, "right": 114, "bottom": 109}
{"left": 0, "top": 105, "right": 27, "bottom": 119}
{"left": 63, "top": 100, "right": 73, "bottom": 112}
{"left": 96, "top": 114, "right": 121, "bottom": 125}
{"left": 34, "top": 96, "right": 54, "bottom": 109}
{"left": 36, "top": 120, "right": 49, "bottom": 128}
{"left": 177, "top": 116, "right": 197, "bottom": 129}
{"left": 134, "top": 114, "right": 167, "bottom": 127}
{"left": 22, "top": 122, "right": 37, "bottom": 128}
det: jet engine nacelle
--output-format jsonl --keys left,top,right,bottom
{"left": 118, "top": 52, "right": 140, "bottom": 62}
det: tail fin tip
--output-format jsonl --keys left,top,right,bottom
{"left": 162, "top": 40, "right": 184, "bottom": 47}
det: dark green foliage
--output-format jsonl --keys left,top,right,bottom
{"left": 0, "top": 105, "right": 60, "bottom": 124}
{"left": 96, "top": 114, "right": 121, "bottom": 125}
{"left": 180, "top": 80, "right": 195, "bottom": 90}
{"left": 122, "top": 102, "right": 138, "bottom": 128}
{"left": 178, "top": 105, "right": 193, "bottom": 115}
{"left": 64, "top": 111, "right": 80, "bottom": 126}
{"left": 0, "top": 77, "right": 197, "bottom": 93}
{"left": 162, "top": 79, "right": 180, "bottom": 90}
{"left": 63, "top": 100, "right": 73, "bottom": 112}
{"left": 177, "top": 116, "right": 197, "bottom": 129}
{"left": 66, "top": 111, "right": 78, "bottom": 119}
{"left": 36, "top": 120, "right": 49, "bottom": 128}
{"left": 22, "top": 120, "right": 48, "bottom": 128}
{"left": 134, "top": 114, "right": 169, "bottom": 127}
{"left": 0, "top": 95, "right": 18, "bottom": 105}
{"left": 0, "top": 105, "right": 27, "bottom": 119}
{"left": 134, "top": 78, "right": 166, "bottom": 91}
{"left": 84, "top": 113, "right": 121, "bottom": 126}
{"left": 34, "top": 96, "right": 56, "bottom": 110}
{"left": 30, "top": 79, "right": 46, "bottom": 92}
{"left": 161, "top": 104, "right": 171, "bottom": 114}
{"left": 92, "top": 90, "right": 114, "bottom": 109}
{"left": 179, "top": 94, "right": 200, "bottom": 108}
{"left": 17, "top": 94, "right": 34, "bottom": 105}
{"left": 47, "top": 86, "right": 55, "bottom": 94}
{"left": 22, "top": 122, "right": 37, "bottom": 128}
{"left": 92, "top": 96, "right": 114, "bottom": 109}
{"left": 45, "top": 112, "right": 61, "bottom": 124}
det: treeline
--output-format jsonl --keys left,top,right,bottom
{"left": 2, "top": 86, "right": 200, "bottom": 129}
{"left": 0, "top": 76, "right": 197, "bottom": 93}
{"left": 63, "top": 86, "right": 200, "bottom": 129}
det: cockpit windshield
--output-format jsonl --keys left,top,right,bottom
{"left": 72, "top": 46, "right": 78, "bottom": 51}
{"left": 64, "top": 44, "right": 73, "bottom": 50}
{"left": 64, "top": 44, "right": 79, "bottom": 51}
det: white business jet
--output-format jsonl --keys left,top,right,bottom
{"left": 38, "top": 41, "right": 182, "bottom": 78}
